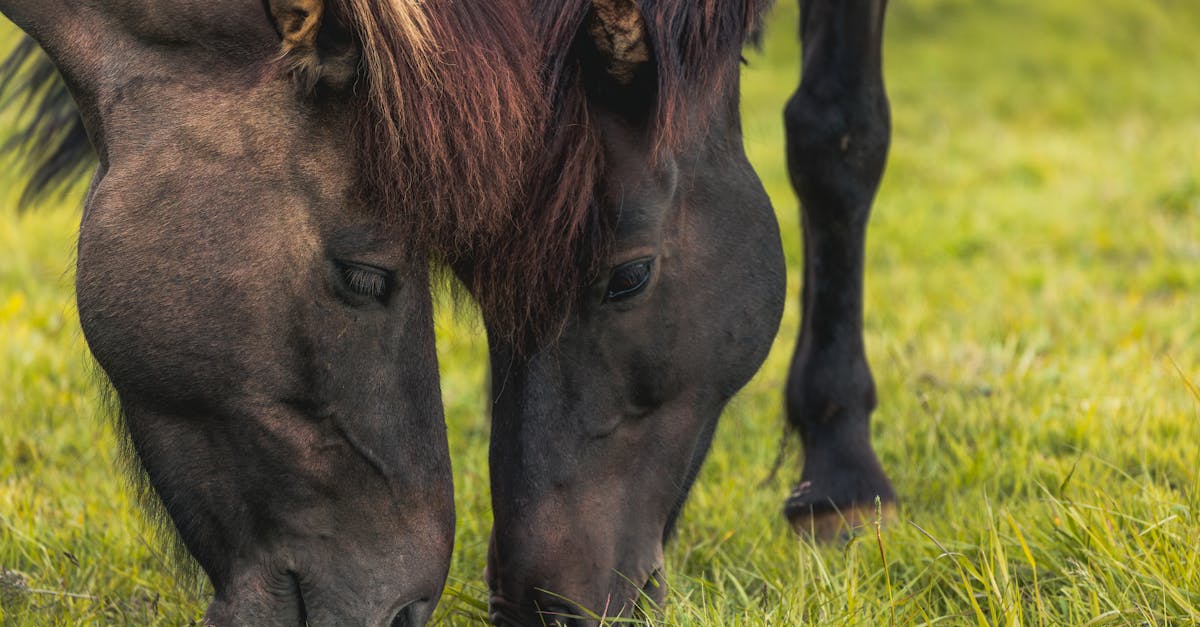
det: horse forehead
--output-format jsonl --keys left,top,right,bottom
{"left": 95, "top": 0, "right": 277, "bottom": 49}
{"left": 98, "top": 73, "right": 346, "bottom": 163}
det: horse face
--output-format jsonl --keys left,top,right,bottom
{"left": 3, "top": 1, "right": 452, "bottom": 623}
{"left": 485, "top": 6, "right": 786, "bottom": 618}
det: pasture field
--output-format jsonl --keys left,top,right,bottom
{"left": 3, "top": 0, "right": 1199, "bottom": 623}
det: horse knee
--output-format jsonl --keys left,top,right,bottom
{"left": 784, "top": 85, "right": 890, "bottom": 220}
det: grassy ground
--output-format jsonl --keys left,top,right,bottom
{"left": 3, "top": 0, "right": 1199, "bottom": 623}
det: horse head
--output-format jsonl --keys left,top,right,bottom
{"left": 1, "top": 0, "right": 539, "bottom": 623}
{"left": 481, "top": 2, "right": 785, "bottom": 624}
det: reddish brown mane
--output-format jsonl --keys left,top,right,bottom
{"left": 331, "top": 0, "right": 773, "bottom": 342}
{"left": 330, "top": 0, "right": 541, "bottom": 258}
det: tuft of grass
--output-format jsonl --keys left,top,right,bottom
{"left": 3, "top": 0, "right": 1200, "bottom": 623}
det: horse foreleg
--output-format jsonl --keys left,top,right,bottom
{"left": 782, "top": 0, "right": 895, "bottom": 540}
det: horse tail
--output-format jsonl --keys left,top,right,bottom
{"left": 0, "top": 35, "right": 94, "bottom": 208}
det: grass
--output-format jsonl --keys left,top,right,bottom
{"left": 3, "top": 0, "right": 1199, "bottom": 623}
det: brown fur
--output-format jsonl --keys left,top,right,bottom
{"left": 328, "top": 0, "right": 541, "bottom": 273}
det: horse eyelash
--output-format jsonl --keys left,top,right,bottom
{"left": 341, "top": 265, "right": 388, "bottom": 298}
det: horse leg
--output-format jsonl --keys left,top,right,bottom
{"left": 782, "top": 0, "right": 895, "bottom": 539}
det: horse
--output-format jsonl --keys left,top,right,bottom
{"left": 481, "top": 2, "right": 894, "bottom": 623}
{"left": 1, "top": 0, "right": 896, "bottom": 625}
{"left": 1, "top": 1, "right": 544, "bottom": 623}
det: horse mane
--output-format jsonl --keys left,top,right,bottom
{"left": 472, "top": 0, "right": 774, "bottom": 342}
{"left": 327, "top": 0, "right": 540, "bottom": 264}
{"left": 627, "top": 0, "right": 774, "bottom": 150}
{"left": 0, "top": 36, "right": 94, "bottom": 207}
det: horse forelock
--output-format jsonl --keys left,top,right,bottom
{"left": 330, "top": 0, "right": 541, "bottom": 255}
{"left": 643, "top": 0, "right": 774, "bottom": 150}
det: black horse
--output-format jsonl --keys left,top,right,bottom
{"left": 1, "top": 1, "right": 895, "bottom": 624}
{"left": 482, "top": 2, "right": 894, "bottom": 623}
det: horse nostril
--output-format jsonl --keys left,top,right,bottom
{"left": 389, "top": 605, "right": 413, "bottom": 627}
{"left": 640, "top": 567, "right": 667, "bottom": 607}
{"left": 287, "top": 571, "right": 310, "bottom": 624}
{"left": 388, "top": 599, "right": 430, "bottom": 627}
{"left": 537, "top": 602, "right": 589, "bottom": 626}
{"left": 488, "top": 594, "right": 521, "bottom": 626}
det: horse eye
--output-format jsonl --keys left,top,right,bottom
{"left": 604, "top": 258, "right": 654, "bottom": 303}
{"left": 336, "top": 261, "right": 391, "bottom": 302}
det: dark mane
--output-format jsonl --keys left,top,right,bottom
{"left": 472, "top": 0, "right": 775, "bottom": 342}
{"left": 328, "top": 0, "right": 540, "bottom": 261}
{"left": 0, "top": 36, "right": 94, "bottom": 207}
{"left": 643, "top": 0, "right": 774, "bottom": 147}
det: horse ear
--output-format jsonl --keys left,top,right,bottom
{"left": 268, "top": 0, "right": 357, "bottom": 92}
{"left": 269, "top": 0, "right": 322, "bottom": 54}
{"left": 586, "top": 0, "right": 651, "bottom": 86}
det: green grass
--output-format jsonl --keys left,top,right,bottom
{"left": 3, "top": 0, "right": 1200, "bottom": 623}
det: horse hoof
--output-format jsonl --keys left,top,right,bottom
{"left": 783, "top": 484, "right": 897, "bottom": 542}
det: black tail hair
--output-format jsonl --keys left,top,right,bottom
{"left": 0, "top": 36, "right": 94, "bottom": 207}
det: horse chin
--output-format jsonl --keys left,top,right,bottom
{"left": 486, "top": 545, "right": 667, "bottom": 627}
{"left": 205, "top": 590, "right": 435, "bottom": 627}
{"left": 201, "top": 556, "right": 443, "bottom": 627}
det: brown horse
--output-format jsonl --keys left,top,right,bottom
{"left": 1, "top": 0, "right": 897, "bottom": 625}
{"left": 479, "top": 1, "right": 894, "bottom": 623}
{"left": 1, "top": 0, "right": 545, "bottom": 624}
